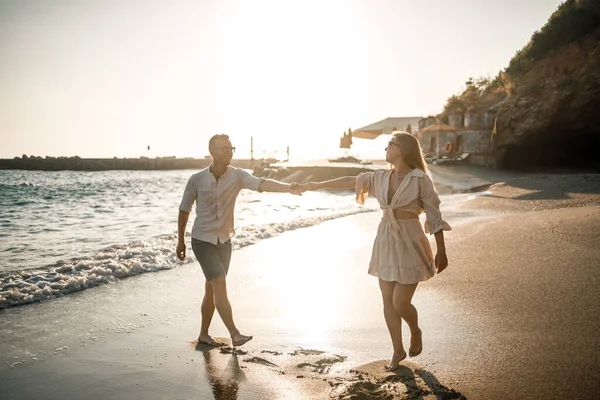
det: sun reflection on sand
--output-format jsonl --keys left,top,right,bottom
{"left": 241, "top": 217, "right": 381, "bottom": 350}
{"left": 262, "top": 268, "right": 342, "bottom": 346}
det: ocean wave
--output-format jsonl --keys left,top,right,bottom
{"left": 0, "top": 182, "right": 36, "bottom": 189}
{"left": 0, "top": 208, "right": 375, "bottom": 309}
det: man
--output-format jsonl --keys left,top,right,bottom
{"left": 177, "top": 134, "right": 304, "bottom": 347}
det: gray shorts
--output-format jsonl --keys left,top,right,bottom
{"left": 191, "top": 238, "right": 232, "bottom": 281}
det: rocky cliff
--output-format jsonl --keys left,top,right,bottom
{"left": 442, "top": 0, "right": 600, "bottom": 171}
{"left": 496, "top": 27, "right": 600, "bottom": 170}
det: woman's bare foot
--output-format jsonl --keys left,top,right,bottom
{"left": 385, "top": 350, "right": 407, "bottom": 371}
{"left": 232, "top": 334, "right": 253, "bottom": 347}
{"left": 409, "top": 329, "right": 422, "bottom": 357}
{"left": 198, "top": 334, "right": 223, "bottom": 346}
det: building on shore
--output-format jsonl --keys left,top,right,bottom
{"left": 417, "top": 111, "right": 496, "bottom": 167}
{"left": 348, "top": 113, "right": 496, "bottom": 167}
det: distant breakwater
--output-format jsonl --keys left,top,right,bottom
{"left": 0, "top": 156, "right": 259, "bottom": 171}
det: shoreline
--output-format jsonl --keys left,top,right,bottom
{"left": 1, "top": 171, "right": 599, "bottom": 399}
{"left": 0, "top": 163, "right": 491, "bottom": 309}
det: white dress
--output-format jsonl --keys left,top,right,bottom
{"left": 356, "top": 168, "right": 451, "bottom": 284}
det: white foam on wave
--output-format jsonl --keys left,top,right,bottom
{"left": 0, "top": 208, "right": 375, "bottom": 309}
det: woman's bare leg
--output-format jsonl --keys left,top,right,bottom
{"left": 379, "top": 279, "right": 407, "bottom": 370}
{"left": 392, "top": 283, "right": 422, "bottom": 357}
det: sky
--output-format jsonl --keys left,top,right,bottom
{"left": 0, "top": 0, "right": 564, "bottom": 160}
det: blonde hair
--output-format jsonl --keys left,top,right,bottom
{"left": 390, "top": 131, "right": 429, "bottom": 174}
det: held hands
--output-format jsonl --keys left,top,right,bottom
{"left": 289, "top": 182, "right": 306, "bottom": 196}
{"left": 288, "top": 182, "right": 322, "bottom": 195}
{"left": 176, "top": 241, "right": 186, "bottom": 261}
{"left": 435, "top": 250, "right": 448, "bottom": 273}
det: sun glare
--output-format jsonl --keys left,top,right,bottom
{"left": 257, "top": 233, "right": 344, "bottom": 347}
{"left": 208, "top": 0, "right": 371, "bottom": 159}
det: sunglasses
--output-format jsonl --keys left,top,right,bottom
{"left": 213, "top": 146, "right": 236, "bottom": 153}
{"left": 385, "top": 142, "right": 401, "bottom": 151}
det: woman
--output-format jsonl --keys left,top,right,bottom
{"left": 305, "top": 131, "right": 451, "bottom": 370}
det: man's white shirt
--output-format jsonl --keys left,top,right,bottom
{"left": 179, "top": 165, "right": 264, "bottom": 244}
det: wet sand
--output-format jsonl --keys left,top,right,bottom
{"left": 1, "top": 169, "right": 599, "bottom": 399}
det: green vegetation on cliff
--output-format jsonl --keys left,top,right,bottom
{"left": 507, "top": 0, "right": 600, "bottom": 76}
{"left": 442, "top": 0, "right": 600, "bottom": 119}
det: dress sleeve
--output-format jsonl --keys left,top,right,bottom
{"left": 355, "top": 171, "right": 375, "bottom": 205}
{"left": 419, "top": 173, "right": 452, "bottom": 235}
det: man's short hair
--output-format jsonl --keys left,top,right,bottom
{"left": 208, "top": 134, "right": 230, "bottom": 150}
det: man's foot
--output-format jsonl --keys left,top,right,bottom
{"left": 231, "top": 334, "right": 253, "bottom": 347}
{"left": 409, "top": 329, "right": 422, "bottom": 357}
{"left": 198, "top": 334, "right": 224, "bottom": 347}
{"left": 385, "top": 350, "right": 407, "bottom": 371}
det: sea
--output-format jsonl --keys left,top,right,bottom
{"left": 0, "top": 168, "right": 484, "bottom": 309}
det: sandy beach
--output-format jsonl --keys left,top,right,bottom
{"left": 1, "top": 167, "right": 599, "bottom": 399}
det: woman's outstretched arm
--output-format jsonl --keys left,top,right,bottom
{"left": 305, "top": 176, "right": 357, "bottom": 191}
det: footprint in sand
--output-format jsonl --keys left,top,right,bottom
{"left": 244, "top": 357, "right": 278, "bottom": 367}
{"left": 260, "top": 350, "right": 282, "bottom": 356}
{"left": 330, "top": 363, "right": 466, "bottom": 400}
{"left": 297, "top": 355, "right": 347, "bottom": 374}
{"left": 219, "top": 347, "right": 248, "bottom": 355}
{"left": 289, "top": 349, "right": 326, "bottom": 356}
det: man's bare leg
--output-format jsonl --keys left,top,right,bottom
{"left": 210, "top": 275, "right": 252, "bottom": 346}
{"left": 392, "top": 283, "right": 422, "bottom": 357}
{"left": 379, "top": 279, "right": 407, "bottom": 370}
{"left": 198, "top": 281, "right": 222, "bottom": 345}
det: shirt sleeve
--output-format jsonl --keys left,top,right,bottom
{"left": 355, "top": 171, "right": 375, "bottom": 205}
{"left": 237, "top": 168, "right": 264, "bottom": 192}
{"left": 179, "top": 176, "right": 196, "bottom": 213}
{"left": 419, "top": 173, "right": 452, "bottom": 235}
